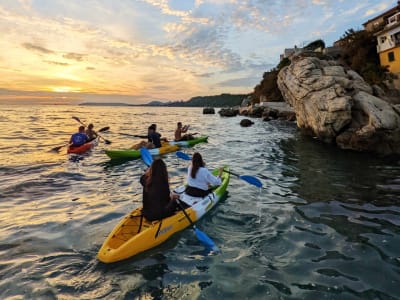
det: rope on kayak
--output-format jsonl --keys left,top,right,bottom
{"left": 155, "top": 221, "right": 163, "bottom": 238}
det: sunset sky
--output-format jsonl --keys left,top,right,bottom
{"left": 0, "top": 0, "right": 396, "bottom": 104}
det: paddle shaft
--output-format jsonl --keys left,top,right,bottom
{"left": 176, "top": 199, "right": 196, "bottom": 228}
{"left": 224, "top": 170, "right": 239, "bottom": 177}
{"left": 119, "top": 133, "right": 148, "bottom": 138}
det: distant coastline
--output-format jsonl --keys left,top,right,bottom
{"left": 79, "top": 93, "right": 248, "bottom": 108}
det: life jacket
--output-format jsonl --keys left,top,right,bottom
{"left": 71, "top": 133, "right": 87, "bottom": 146}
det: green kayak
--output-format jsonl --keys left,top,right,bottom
{"left": 170, "top": 135, "right": 208, "bottom": 147}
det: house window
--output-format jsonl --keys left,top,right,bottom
{"left": 388, "top": 51, "right": 395, "bottom": 62}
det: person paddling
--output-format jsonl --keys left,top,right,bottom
{"left": 174, "top": 122, "right": 194, "bottom": 141}
{"left": 69, "top": 125, "right": 88, "bottom": 148}
{"left": 185, "top": 152, "right": 223, "bottom": 197}
{"left": 130, "top": 124, "right": 167, "bottom": 150}
{"left": 85, "top": 123, "right": 98, "bottom": 141}
{"left": 140, "top": 158, "right": 179, "bottom": 221}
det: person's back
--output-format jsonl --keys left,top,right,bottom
{"left": 140, "top": 158, "right": 177, "bottom": 221}
{"left": 70, "top": 126, "right": 88, "bottom": 147}
{"left": 148, "top": 131, "right": 162, "bottom": 148}
{"left": 185, "top": 152, "right": 223, "bottom": 197}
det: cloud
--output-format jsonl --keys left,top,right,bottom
{"left": 216, "top": 75, "right": 261, "bottom": 88}
{"left": 43, "top": 60, "right": 69, "bottom": 66}
{"left": 365, "top": 3, "right": 389, "bottom": 17}
{"left": 22, "top": 42, "right": 54, "bottom": 54}
{"left": 63, "top": 52, "right": 85, "bottom": 61}
{"left": 0, "top": 0, "right": 392, "bottom": 103}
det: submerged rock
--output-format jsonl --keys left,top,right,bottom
{"left": 277, "top": 54, "right": 400, "bottom": 155}
{"left": 240, "top": 119, "right": 254, "bottom": 127}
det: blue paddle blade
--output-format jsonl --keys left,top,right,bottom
{"left": 238, "top": 175, "right": 263, "bottom": 188}
{"left": 140, "top": 147, "right": 153, "bottom": 166}
{"left": 176, "top": 151, "right": 191, "bottom": 160}
{"left": 194, "top": 227, "right": 220, "bottom": 252}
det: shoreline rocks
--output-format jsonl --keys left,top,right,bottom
{"left": 277, "top": 54, "right": 400, "bottom": 156}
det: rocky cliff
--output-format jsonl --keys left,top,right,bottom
{"left": 277, "top": 54, "right": 400, "bottom": 156}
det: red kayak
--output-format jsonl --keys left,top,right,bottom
{"left": 67, "top": 139, "right": 97, "bottom": 154}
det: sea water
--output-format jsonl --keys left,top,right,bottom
{"left": 0, "top": 105, "right": 399, "bottom": 299}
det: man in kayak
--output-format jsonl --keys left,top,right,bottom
{"left": 130, "top": 124, "right": 169, "bottom": 149}
{"left": 174, "top": 122, "right": 194, "bottom": 141}
{"left": 140, "top": 158, "right": 179, "bottom": 221}
{"left": 69, "top": 125, "right": 88, "bottom": 148}
{"left": 85, "top": 123, "right": 98, "bottom": 141}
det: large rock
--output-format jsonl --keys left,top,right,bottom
{"left": 218, "top": 107, "right": 239, "bottom": 117}
{"left": 203, "top": 107, "right": 215, "bottom": 114}
{"left": 277, "top": 55, "right": 400, "bottom": 155}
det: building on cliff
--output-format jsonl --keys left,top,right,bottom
{"left": 363, "top": 1, "right": 400, "bottom": 86}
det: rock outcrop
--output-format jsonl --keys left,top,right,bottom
{"left": 277, "top": 54, "right": 400, "bottom": 155}
{"left": 218, "top": 107, "right": 239, "bottom": 117}
{"left": 203, "top": 107, "right": 215, "bottom": 114}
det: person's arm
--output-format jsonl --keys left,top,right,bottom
{"left": 205, "top": 168, "right": 222, "bottom": 186}
{"left": 182, "top": 125, "right": 189, "bottom": 133}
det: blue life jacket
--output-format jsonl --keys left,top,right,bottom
{"left": 71, "top": 133, "right": 88, "bottom": 146}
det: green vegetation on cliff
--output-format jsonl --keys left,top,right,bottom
{"left": 252, "top": 57, "right": 290, "bottom": 104}
{"left": 166, "top": 93, "right": 248, "bottom": 107}
{"left": 339, "top": 28, "right": 392, "bottom": 85}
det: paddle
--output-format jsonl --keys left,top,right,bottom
{"left": 72, "top": 116, "right": 112, "bottom": 144}
{"left": 175, "top": 151, "right": 263, "bottom": 188}
{"left": 119, "top": 132, "right": 148, "bottom": 138}
{"left": 50, "top": 126, "right": 110, "bottom": 152}
{"left": 140, "top": 147, "right": 219, "bottom": 252}
{"left": 140, "top": 147, "right": 153, "bottom": 167}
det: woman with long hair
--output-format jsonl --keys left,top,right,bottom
{"left": 140, "top": 158, "right": 178, "bottom": 221}
{"left": 185, "top": 152, "right": 223, "bottom": 197}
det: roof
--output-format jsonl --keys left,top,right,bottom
{"left": 363, "top": 3, "right": 400, "bottom": 26}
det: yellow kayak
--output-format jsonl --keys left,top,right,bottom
{"left": 97, "top": 168, "right": 230, "bottom": 263}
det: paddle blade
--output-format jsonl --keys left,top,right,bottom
{"left": 238, "top": 175, "right": 263, "bottom": 188}
{"left": 104, "top": 139, "right": 112, "bottom": 144}
{"left": 140, "top": 147, "right": 153, "bottom": 166}
{"left": 72, "top": 116, "right": 81, "bottom": 123}
{"left": 50, "top": 145, "right": 64, "bottom": 152}
{"left": 98, "top": 126, "right": 110, "bottom": 132}
{"left": 176, "top": 151, "right": 191, "bottom": 161}
{"left": 194, "top": 227, "right": 220, "bottom": 252}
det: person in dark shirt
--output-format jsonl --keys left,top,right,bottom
{"left": 140, "top": 158, "right": 178, "bottom": 221}
{"left": 148, "top": 125, "right": 162, "bottom": 148}
{"left": 130, "top": 124, "right": 168, "bottom": 149}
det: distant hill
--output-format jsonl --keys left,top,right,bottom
{"left": 80, "top": 102, "right": 136, "bottom": 106}
{"left": 80, "top": 93, "right": 249, "bottom": 107}
{"left": 166, "top": 93, "right": 249, "bottom": 107}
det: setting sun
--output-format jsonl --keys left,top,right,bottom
{"left": 51, "top": 86, "right": 81, "bottom": 93}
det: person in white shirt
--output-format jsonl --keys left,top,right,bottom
{"left": 185, "top": 152, "right": 223, "bottom": 197}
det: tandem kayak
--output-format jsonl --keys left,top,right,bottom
{"left": 67, "top": 139, "right": 97, "bottom": 154}
{"left": 97, "top": 167, "right": 230, "bottom": 263}
{"left": 105, "top": 143, "right": 179, "bottom": 160}
{"left": 170, "top": 135, "right": 208, "bottom": 147}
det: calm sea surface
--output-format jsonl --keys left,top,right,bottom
{"left": 0, "top": 105, "right": 399, "bottom": 299}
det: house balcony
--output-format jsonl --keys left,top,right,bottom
{"left": 377, "top": 39, "right": 400, "bottom": 52}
